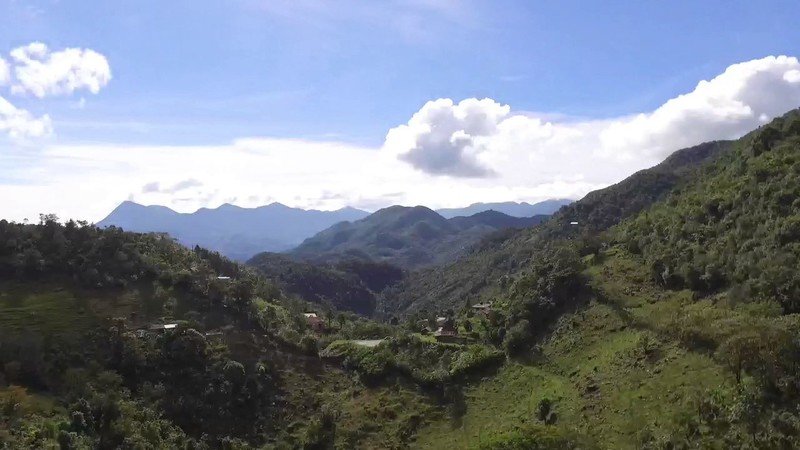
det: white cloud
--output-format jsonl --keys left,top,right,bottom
{"left": 384, "top": 98, "right": 510, "bottom": 177}
{"left": 0, "top": 42, "right": 110, "bottom": 140}
{"left": 0, "top": 95, "right": 53, "bottom": 139}
{"left": 3, "top": 55, "right": 800, "bottom": 223}
{"left": 0, "top": 57, "right": 9, "bottom": 86}
{"left": 385, "top": 55, "right": 800, "bottom": 178}
{"left": 599, "top": 55, "right": 800, "bottom": 160}
{"left": 9, "top": 42, "right": 111, "bottom": 98}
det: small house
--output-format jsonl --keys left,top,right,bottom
{"left": 435, "top": 316, "right": 448, "bottom": 327}
{"left": 471, "top": 302, "right": 493, "bottom": 316}
{"left": 434, "top": 328, "right": 459, "bottom": 343}
{"left": 434, "top": 321, "right": 459, "bottom": 343}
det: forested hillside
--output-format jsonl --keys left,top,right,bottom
{"left": 291, "top": 205, "right": 547, "bottom": 269}
{"left": 619, "top": 110, "right": 800, "bottom": 312}
{"left": 5, "top": 110, "right": 800, "bottom": 449}
{"left": 247, "top": 252, "right": 404, "bottom": 315}
{"left": 0, "top": 219, "right": 443, "bottom": 448}
{"left": 378, "top": 139, "right": 731, "bottom": 318}
{"left": 395, "top": 109, "right": 800, "bottom": 448}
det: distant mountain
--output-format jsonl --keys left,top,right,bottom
{"left": 290, "top": 206, "right": 548, "bottom": 269}
{"left": 436, "top": 199, "right": 572, "bottom": 218}
{"left": 97, "top": 201, "right": 369, "bottom": 261}
{"left": 380, "top": 139, "right": 733, "bottom": 317}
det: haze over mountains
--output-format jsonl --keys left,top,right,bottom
{"left": 436, "top": 199, "right": 571, "bottom": 218}
{"left": 97, "top": 199, "right": 570, "bottom": 261}
{"left": 97, "top": 201, "right": 370, "bottom": 261}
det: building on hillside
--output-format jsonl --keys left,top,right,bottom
{"left": 435, "top": 316, "right": 448, "bottom": 327}
{"left": 434, "top": 321, "right": 460, "bottom": 343}
{"left": 471, "top": 302, "right": 493, "bottom": 315}
{"left": 304, "top": 312, "right": 325, "bottom": 332}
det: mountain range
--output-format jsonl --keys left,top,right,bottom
{"left": 96, "top": 201, "right": 370, "bottom": 261}
{"left": 436, "top": 198, "right": 571, "bottom": 218}
{"left": 97, "top": 199, "right": 569, "bottom": 261}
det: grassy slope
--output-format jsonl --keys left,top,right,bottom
{"left": 0, "top": 281, "right": 144, "bottom": 337}
{"left": 413, "top": 247, "right": 736, "bottom": 449}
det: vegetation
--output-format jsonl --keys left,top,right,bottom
{"left": 0, "top": 218, "right": 433, "bottom": 448}
{"left": 5, "top": 110, "right": 800, "bottom": 448}
{"left": 320, "top": 336, "right": 504, "bottom": 388}
{"left": 619, "top": 110, "right": 800, "bottom": 312}
{"left": 247, "top": 252, "right": 404, "bottom": 315}
{"left": 412, "top": 110, "right": 800, "bottom": 448}
{"left": 291, "top": 205, "right": 547, "bottom": 269}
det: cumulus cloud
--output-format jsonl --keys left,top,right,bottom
{"left": 384, "top": 98, "right": 510, "bottom": 177}
{"left": 0, "top": 95, "right": 53, "bottom": 139}
{"left": 386, "top": 55, "right": 800, "bottom": 178}
{"left": 599, "top": 55, "right": 800, "bottom": 160}
{"left": 9, "top": 42, "right": 111, "bottom": 98}
{"left": 0, "top": 42, "right": 110, "bottom": 140}
{"left": 0, "top": 57, "right": 9, "bottom": 86}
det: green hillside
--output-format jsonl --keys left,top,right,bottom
{"left": 0, "top": 219, "right": 439, "bottom": 448}
{"left": 619, "top": 110, "right": 800, "bottom": 312}
{"left": 247, "top": 252, "right": 405, "bottom": 316}
{"left": 391, "top": 110, "right": 800, "bottom": 448}
{"left": 378, "top": 139, "right": 731, "bottom": 319}
{"left": 291, "top": 206, "right": 547, "bottom": 270}
{"left": 4, "top": 111, "right": 800, "bottom": 449}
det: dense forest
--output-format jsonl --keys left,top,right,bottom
{"left": 247, "top": 252, "right": 404, "bottom": 316}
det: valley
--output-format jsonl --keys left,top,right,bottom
{"left": 2, "top": 111, "right": 800, "bottom": 448}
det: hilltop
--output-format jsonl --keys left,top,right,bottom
{"left": 289, "top": 205, "right": 548, "bottom": 269}
{"left": 436, "top": 199, "right": 572, "bottom": 219}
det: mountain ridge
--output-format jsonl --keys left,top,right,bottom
{"left": 97, "top": 199, "right": 568, "bottom": 261}
{"left": 436, "top": 198, "right": 572, "bottom": 218}
{"left": 97, "top": 201, "right": 371, "bottom": 261}
{"left": 290, "top": 205, "right": 548, "bottom": 269}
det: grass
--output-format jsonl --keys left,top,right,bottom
{"left": 274, "top": 357, "right": 440, "bottom": 449}
{"left": 0, "top": 281, "right": 97, "bottom": 336}
{"left": 0, "top": 280, "right": 176, "bottom": 338}
{"left": 412, "top": 246, "right": 737, "bottom": 449}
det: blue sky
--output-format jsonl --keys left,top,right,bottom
{"left": 2, "top": 0, "right": 800, "bottom": 221}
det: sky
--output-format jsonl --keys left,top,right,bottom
{"left": 2, "top": 0, "right": 800, "bottom": 222}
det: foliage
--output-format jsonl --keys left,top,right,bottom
{"left": 291, "top": 205, "right": 547, "bottom": 270}
{"left": 321, "top": 336, "right": 504, "bottom": 387}
{"left": 478, "top": 424, "right": 593, "bottom": 450}
{"left": 618, "top": 110, "right": 800, "bottom": 312}
{"left": 247, "top": 252, "right": 403, "bottom": 315}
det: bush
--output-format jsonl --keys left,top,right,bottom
{"left": 503, "top": 320, "right": 532, "bottom": 356}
